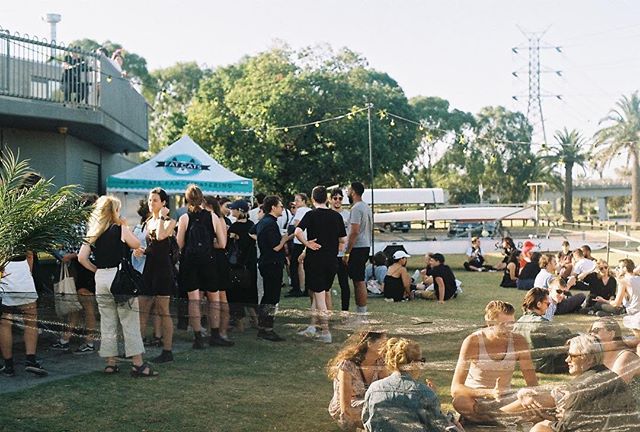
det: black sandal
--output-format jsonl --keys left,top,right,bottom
{"left": 130, "top": 362, "right": 159, "bottom": 378}
{"left": 104, "top": 364, "right": 120, "bottom": 374}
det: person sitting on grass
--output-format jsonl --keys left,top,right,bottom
{"left": 415, "top": 253, "right": 457, "bottom": 303}
{"left": 495, "top": 237, "right": 518, "bottom": 272}
{"left": 499, "top": 249, "right": 520, "bottom": 288}
{"left": 364, "top": 251, "right": 388, "bottom": 296}
{"left": 382, "top": 251, "right": 412, "bottom": 302}
{"left": 511, "top": 334, "right": 638, "bottom": 432}
{"left": 327, "top": 330, "right": 388, "bottom": 431}
{"left": 463, "top": 236, "right": 494, "bottom": 272}
{"left": 516, "top": 251, "right": 541, "bottom": 290}
{"left": 533, "top": 254, "right": 557, "bottom": 289}
{"left": 451, "top": 300, "right": 537, "bottom": 425}
{"left": 542, "top": 277, "right": 585, "bottom": 320}
{"left": 513, "top": 288, "right": 574, "bottom": 374}
{"left": 362, "top": 337, "right": 461, "bottom": 432}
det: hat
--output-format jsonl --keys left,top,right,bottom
{"left": 522, "top": 240, "right": 536, "bottom": 253}
{"left": 228, "top": 200, "right": 250, "bottom": 213}
{"left": 393, "top": 250, "right": 411, "bottom": 260}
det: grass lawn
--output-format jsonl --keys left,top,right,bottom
{"left": 0, "top": 254, "right": 602, "bottom": 432}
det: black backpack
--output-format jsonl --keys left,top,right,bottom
{"left": 227, "top": 237, "right": 243, "bottom": 267}
{"left": 184, "top": 211, "right": 213, "bottom": 260}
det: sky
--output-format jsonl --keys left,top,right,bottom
{"left": 2, "top": 0, "right": 639, "bottom": 177}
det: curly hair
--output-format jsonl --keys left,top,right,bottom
{"left": 326, "top": 331, "right": 385, "bottom": 379}
{"left": 381, "top": 337, "right": 422, "bottom": 372}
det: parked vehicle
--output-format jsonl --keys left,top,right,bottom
{"left": 447, "top": 220, "right": 504, "bottom": 239}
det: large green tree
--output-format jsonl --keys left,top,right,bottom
{"left": 145, "top": 62, "right": 211, "bottom": 153}
{"left": 407, "top": 96, "right": 475, "bottom": 188}
{"left": 185, "top": 46, "right": 420, "bottom": 195}
{"left": 428, "top": 106, "right": 555, "bottom": 204}
{"left": 546, "top": 128, "right": 589, "bottom": 222}
{"left": 595, "top": 92, "right": 640, "bottom": 222}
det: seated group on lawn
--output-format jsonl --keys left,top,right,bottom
{"left": 328, "top": 267, "right": 640, "bottom": 431}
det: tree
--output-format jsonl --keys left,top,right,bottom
{"left": 407, "top": 96, "right": 475, "bottom": 187}
{"left": 545, "top": 128, "right": 589, "bottom": 222}
{"left": 145, "top": 62, "right": 211, "bottom": 153}
{"left": 594, "top": 92, "right": 640, "bottom": 222}
{"left": 68, "top": 39, "right": 153, "bottom": 90}
{"left": 185, "top": 46, "right": 420, "bottom": 195}
{"left": 0, "top": 151, "right": 88, "bottom": 273}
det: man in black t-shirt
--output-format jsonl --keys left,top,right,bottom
{"left": 425, "top": 253, "right": 457, "bottom": 303}
{"left": 295, "top": 186, "right": 347, "bottom": 343}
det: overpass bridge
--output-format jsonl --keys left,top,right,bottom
{"left": 541, "top": 180, "right": 632, "bottom": 220}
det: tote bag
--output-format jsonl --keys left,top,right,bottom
{"left": 54, "top": 263, "right": 83, "bottom": 317}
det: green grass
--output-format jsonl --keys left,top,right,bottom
{"left": 0, "top": 254, "right": 602, "bottom": 432}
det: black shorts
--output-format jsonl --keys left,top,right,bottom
{"left": 347, "top": 247, "right": 370, "bottom": 282}
{"left": 0, "top": 301, "right": 37, "bottom": 315}
{"left": 71, "top": 260, "right": 96, "bottom": 293}
{"left": 304, "top": 255, "right": 338, "bottom": 293}
{"left": 180, "top": 256, "right": 218, "bottom": 292}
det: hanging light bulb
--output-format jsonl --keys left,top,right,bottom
{"left": 284, "top": 127, "right": 289, "bottom": 132}
{"left": 315, "top": 122, "right": 320, "bottom": 128}
{"left": 307, "top": 108, "right": 313, "bottom": 115}
{"left": 390, "top": 119, "right": 395, "bottom": 126}
{"left": 106, "top": 75, "right": 112, "bottom": 83}
{"left": 230, "top": 130, "right": 235, "bottom": 135}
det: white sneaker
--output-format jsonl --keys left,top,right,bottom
{"left": 297, "top": 326, "right": 317, "bottom": 337}
{"left": 317, "top": 332, "right": 332, "bottom": 344}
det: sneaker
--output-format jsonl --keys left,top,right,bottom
{"left": 74, "top": 343, "right": 95, "bottom": 354}
{"left": 50, "top": 341, "right": 71, "bottom": 353}
{"left": 0, "top": 365, "right": 15, "bottom": 377}
{"left": 384, "top": 298, "right": 394, "bottom": 303}
{"left": 210, "top": 335, "right": 235, "bottom": 347}
{"left": 143, "top": 336, "right": 162, "bottom": 348}
{"left": 297, "top": 326, "right": 317, "bottom": 337}
{"left": 317, "top": 332, "right": 332, "bottom": 344}
{"left": 595, "top": 310, "right": 612, "bottom": 317}
{"left": 192, "top": 335, "right": 205, "bottom": 350}
{"left": 257, "top": 330, "right": 286, "bottom": 342}
{"left": 151, "top": 350, "right": 174, "bottom": 364}
{"left": 25, "top": 361, "right": 48, "bottom": 377}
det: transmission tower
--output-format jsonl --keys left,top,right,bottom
{"left": 512, "top": 27, "right": 562, "bottom": 145}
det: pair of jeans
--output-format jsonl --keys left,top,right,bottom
{"left": 336, "top": 256, "right": 350, "bottom": 311}
{"left": 95, "top": 268, "right": 145, "bottom": 358}
{"left": 258, "top": 262, "right": 283, "bottom": 330}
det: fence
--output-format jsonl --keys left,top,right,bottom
{"left": 0, "top": 27, "right": 101, "bottom": 108}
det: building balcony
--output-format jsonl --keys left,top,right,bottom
{"left": 0, "top": 28, "right": 148, "bottom": 153}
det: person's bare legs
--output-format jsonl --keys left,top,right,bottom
{"left": 530, "top": 421, "right": 553, "bottom": 432}
{"left": 218, "top": 291, "right": 230, "bottom": 339}
{"left": 77, "top": 288, "right": 96, "bottom": 343}
{"left": 137, "top": 295, "right": 154, "bottom": 341}
{"left": 314, "top": 292, "right": 329, "bottom": 336}
{"left": 155, "top": 296, "right": 173, "bottom": 351}
{"left": 21, "top": 303, "right": 38, "bottom": 355}
{"left": 0, "top": 312, "right": 13, "bottom": 361}
{"left": 63, "top": 310, "right": 80, "bottom": 342}
{"left": 207, "top": 291, "right": 221, "bottom": 332}
{"left": 325, "top": 291, "right": 333, "bottom": 312}
{"left": 187, "top": 290, "right": 202, "bottom": 332}
{"left": 354, "top": 281, "right": 367, "bottom": 309}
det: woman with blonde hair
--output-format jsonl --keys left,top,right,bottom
{"left": 78, "top": 195, "right": 158, "bottom": 377}
{"left": 327, "top": 330, "right": 388, "bottom": 431}
{"left": 362, "top": 337, "right": 456, "bottom": 431}
{"left": 176, "top": 185, "right": 228, "bottom": 348}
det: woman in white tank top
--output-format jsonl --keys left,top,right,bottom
{"left": 451, "top": 300, "right": 538, "bottom": 424}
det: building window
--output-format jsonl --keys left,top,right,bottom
{"left": 82, "top": 160, "right": 100, "bottom": 194}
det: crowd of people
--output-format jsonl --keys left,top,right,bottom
{"left": 3, "top": 182, "right": 640, "bottom": 431}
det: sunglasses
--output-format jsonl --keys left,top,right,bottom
{"left": 589, "top": 327, "right": 606, "bottom": 334}
{"left": 331, "top": 196, "right": 343, "bottom": 200}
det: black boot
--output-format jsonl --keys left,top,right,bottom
{"left": 193, "top": 331, "right": 204, "bottom": 349}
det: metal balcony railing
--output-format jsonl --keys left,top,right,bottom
{"left": 0, "top": 27, "right": 104, "bottom": 108}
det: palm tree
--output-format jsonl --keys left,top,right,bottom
{"left": 0, "top": 150, "right": 89, "bottom": 273}
{"left": 594, "top": 92, "right": 640, "bottom": 222}
{"left": 546, "top": 128, "right": 589, "bottom": 222}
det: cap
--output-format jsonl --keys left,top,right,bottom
{"left": 393, "top": 250, "right": 411, "bottom": 260}
{"left": 522, "top": 240, "right": 536, "bottom": 253}
{"left": 228, "top": 199, "right": 250, "bottom": 213}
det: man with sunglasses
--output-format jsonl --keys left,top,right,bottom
{"left": 514, "top": 288, "right": 574, "bottom": 374}
{"left": 514, "top": 335, "right": 637, "bottom": 432}
{"left": 329, "top": 188, "right": 351, "bottom": 311}
{"left": 543, "top": 277, "right": 585, "bottom": 320}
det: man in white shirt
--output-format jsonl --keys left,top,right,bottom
{"left": 330, "top": 187, "right": 351, "bottom": 311}
{"left": 285, "top": 193, "right": 311, "bottom": 297}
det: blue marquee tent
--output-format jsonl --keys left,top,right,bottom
{"left": 107, "top": 135, "right": 253, "bottom": 196}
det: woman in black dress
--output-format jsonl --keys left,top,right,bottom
{"left": 227, "top": 200, "right": 259, "bottom": 330}
{"left": 137, "top": 188, "right": 176, "bottom": 363}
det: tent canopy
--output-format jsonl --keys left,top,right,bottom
{"left": 106, "top": 135, "right": 253, "bottom": 196}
